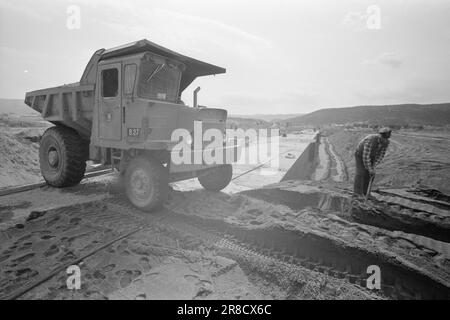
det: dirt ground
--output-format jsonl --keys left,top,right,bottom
{"left": 0, "top": 118, "right": 449, "bottom": 300}
{"left": 327, "top": 129, "right": 450, "bottom": 194}
{"left": 0, "top": 114, "right": 50, "bottom": 188}
{"left": 0, "top": 128, "right": 45, "bottom": 188}
{"left": 0, "top": 175, "right": 378, "bottom": 300}
{"left": 0, "top": 125, "right": 379, "bottom": 300}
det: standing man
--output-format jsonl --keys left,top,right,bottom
{"left": 354, "top": 127, "right": 392, "bottom": 196}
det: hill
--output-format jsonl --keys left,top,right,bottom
{"left": 231, "top": 113, "right": 303, "bottom": 122}
{"left": 282, "top": 103, "right": 450, "bottom": 126}
{"left": 227, "top": 117, "right": 271, "bottom": 130}
{"left": 0, "top": 98, "right": 39, "bottom": 116}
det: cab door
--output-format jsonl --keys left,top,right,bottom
{"left": 98, "top": 63, "right": 122, "bottom": 141}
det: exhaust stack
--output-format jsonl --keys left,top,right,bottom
{"left": 193, "top": 86, "right": 201, "bottom": 108}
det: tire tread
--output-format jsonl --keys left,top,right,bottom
{"left": 125, "top": 156, "right": 168, "bottom": 212}
{"left": 40, "top": 126, "right": 88, "bottom": 187}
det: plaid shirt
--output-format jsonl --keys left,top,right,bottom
{"left": 356, "top": 134, "right": 389, "bottom": 171}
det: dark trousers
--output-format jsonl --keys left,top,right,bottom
{"left": 354, "top": 152, "right": 370, "bottom": 196}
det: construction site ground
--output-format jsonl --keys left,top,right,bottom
{"left": 0, "top": 122, "right": 449, "bottom": 300}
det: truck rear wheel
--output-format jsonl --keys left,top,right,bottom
{"left": 198, "top": 164, "right": 233, "bottom": 192}
{"left": 39, "top": 126, "right": 88, "bottom": 187}
{"left": 124, "top": 156, "right": 168, "bottom": 212}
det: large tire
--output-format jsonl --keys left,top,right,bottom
{"left": 124, "top": 156, "right": 168, "bottom": 212}
{"left": 198, "top": 164, "right": 233, "bottom": 192}
{"left": 39, "top": 126, "right": 88, "bottom": 187}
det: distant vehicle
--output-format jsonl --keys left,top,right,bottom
{"left": 25, "top": 39, "right": 239, "bottom": 211}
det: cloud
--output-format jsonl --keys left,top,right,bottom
{"left": 76, "top": 1, "right": 270, "bottom": 48}
{"left": 88, "top": 7, "right": 274, "bottom": 73}
{"left": 356, "top": 79, "right": 450, "bottom": 105}
{"left": 88, "top": 4, "right": 270, "bottom": 45}
{"left": 363, "top": 52, "right": 404, "bottom": 68}
{"left": 154, "top": 9, "right": 271, "bottom": 48}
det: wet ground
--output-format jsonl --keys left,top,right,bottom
{"left": 0, "top": 130, "right": 449, "bottom": 300}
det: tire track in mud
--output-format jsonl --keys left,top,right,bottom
{"left": 0, "top": 192, "right": 387, "bottom": 299}
{"left": 167, "top": 190, "right": 450, "bottom": 300}
{"left": 326, "top": 139, "right": 348, "bottom": 182}
{"left": 169, "top": 206, "right": 450, "bottom": 300}
{"left": 314, "top": 138, "right": 347, "bottom": 182}
{"left": 2, "top": 190, "right": 449, "bottom": 300}
{"left": 0, "top": 195, "right": 371, "bottom": 300}
{"left": 113, "top": 200, "right": 380, "bottom": 300}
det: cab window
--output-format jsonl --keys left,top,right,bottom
{"left": 124, "top": 64, "right": 137, "bottom": 95}
{"left": 137, "top": 60, "right": 181, "bottom": 102}
{"left": 102, "top": 68, "right": 118, "bottom": 97}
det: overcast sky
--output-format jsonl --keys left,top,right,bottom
{"left": 0, "top": 0, "right": 449, "bottom": 114}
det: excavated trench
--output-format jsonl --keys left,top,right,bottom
{"left": 171, "top": 210, "right": 450, "bottom": 300}
{"left": 240, "top": 187, "right": 450, "bottom": 243}
{"left": 351, "top": 202, "right": 450, "bottom": 243}
{"left": 376, "top": 189, "right": 450, "bottom": 212}
{"left": 412, "top": 188, "right": 450, "bottom": 203}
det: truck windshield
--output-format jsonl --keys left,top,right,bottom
{"left": 137, "top": 60, "right": 181, "bottom": 102}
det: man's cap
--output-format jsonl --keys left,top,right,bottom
{"left": 379, "top": 127, "right": 392, "bottom": 134}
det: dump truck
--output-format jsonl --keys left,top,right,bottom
{"left": 25, "top": 39, "right": 239, "bottom": 211}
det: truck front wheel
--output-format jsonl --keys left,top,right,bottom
{"left": 124, "top": 156, "right": 168, "bottom": 212}
{"left": 198, "top": 164, "right": 233, "bottom": 192}
{"left": 39, "top": 126, "right": 88, "bottom": 187}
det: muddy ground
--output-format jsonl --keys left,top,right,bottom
{"left": 0, "top": 175, "right": 378, "bottom": 300}
{"left": 1, "top": 174, "right": 448, "bottom": 300}
{"left": 0, "top": 120, "right": 449, "bottom": 300}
